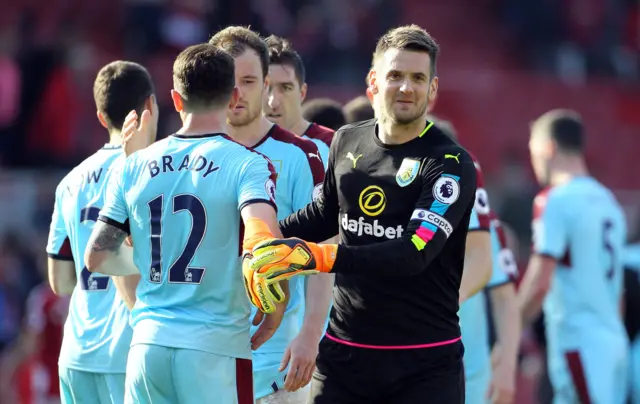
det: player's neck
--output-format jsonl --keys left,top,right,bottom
{"left": 228, "top": 115, "right": 274, "bottom": 148}
{"left": 549, "top": 158, "right": 589, "bottom": 186}
{"left": 378, "top": 117, "right": 426, "bottom": 145}
{"left": 107, "top": 131, "right": 123, "bottom": 146}
{"left": 289, "top": 118, "right": 310, "bottom": 137}
{"left": 177, "top": 112, "right": 227, "bottom": 137}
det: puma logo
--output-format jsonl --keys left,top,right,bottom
{"left": 308, "top": 152, "right": 321, "bottom": 161}
{"left": 444, "top": 153, "right": 460, "bottom": 163}
{"left": 346, "top": 152, "right": 363, "bottom": 168}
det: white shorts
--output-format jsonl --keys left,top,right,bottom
{"left": 256, "top": 385, "right": 310, "bottom": 404}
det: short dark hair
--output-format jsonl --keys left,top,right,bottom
{"left": 302, "top": 98, "right": 346, "bottom": 130}
{"left": 534, "top": 109, "right": 585, "bottom": 153}
{"left": 373, "top": 25, "right": 439, "bottom": 77}
{"left": 93, "top": 61, "right": 154, "bottom": 130}
{"left": 209, "top": 26, "right": 269, "bottom": 78}
{"left": 172, "top": 44, "right": 236, "bottom": 111}
{"left": 343, "top": 96, "right": 375, "bottom": 123}
{"left": 265, "top": 35, "right": 305, "bottom": 85}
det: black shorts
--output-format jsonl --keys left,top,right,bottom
{"left": 309, "top": 337, "right": 465, "bottom": 404}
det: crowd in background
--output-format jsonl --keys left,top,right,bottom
{"left": 1, "top": 1, "right": 640, "bottom": 402}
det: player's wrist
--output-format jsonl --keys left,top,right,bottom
{"left": 311, "top": 243, "right": 337, "bottom": 273}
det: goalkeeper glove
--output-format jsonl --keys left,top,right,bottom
{"left": 241, "top": 217, "right": 285, "bottom": 314}
{"left": 250, "top": 238, "right": 338, "bottom": 284}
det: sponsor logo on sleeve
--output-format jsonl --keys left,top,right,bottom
{"left": 265, "top": 179, "right": 276, "bottom": 202}
{"left": 432, "top": 175, "right": 460, "bottom": 205}
{"left": 312, "top": 183, "right": 322, "bottom": 201}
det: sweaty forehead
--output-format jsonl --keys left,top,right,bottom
{"left": 268, "top": 64, "right": 296, "bottom": 84}
{"left": 377, "top": 48, "right": 431, "bottom": 75}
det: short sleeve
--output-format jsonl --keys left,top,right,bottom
{"left": 532, "top": 192, "right": 568, "bottom": 259}
{"left": 98, "top": 161, "right": 130, "bottom": 232}
{"left": 487, "top": 224, "right": 517, "bottom": 287}
{"left": 238, "top": 153, "right": 278, "bottom": 212}
{"left": 46, "top": 183, "right": 73, "bottom": 260}
{"left": 468, "top": 208, "right": 481, "bottom": 231}
{"left": 291, "top": 143, "right": 325, "bottom": 212}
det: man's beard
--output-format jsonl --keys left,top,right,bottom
{"left": 228, "top": 105, "right": 261, "bottom": 127}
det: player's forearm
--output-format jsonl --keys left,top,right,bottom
{"left": 302, "top": 273, "right": 333, "bottom": 339}
{"left": 279, "top": 200, "right": 338, "bottom": 242}
{"left": 112, "top": 274, "right": 140, "bottom": 311}
{"left": 517, "top": 277, "right": 546, "bottom": 328}
{"left": 331, "top": 236, "right": 442, "bottom": 276}
{"left": 458, "top": 246, "right": 492, "bottom": 303}
{"left": 490, "top": 285, "right": 521, "bottom": 371}
{"left": 47, "top": 258, "right": 77, "bottom": 296}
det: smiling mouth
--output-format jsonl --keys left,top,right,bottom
{"left": 267, "top": 114, "right": 282, "bottom": 118}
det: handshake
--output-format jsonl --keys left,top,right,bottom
{"left": 242, "top": 218, "right": 337, "bottom": 314}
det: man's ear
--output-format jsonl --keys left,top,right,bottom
{"left": 171, "top": 89, "right": 184, "bottom": 113}
{"left": 96, "top": 111, "right": 109, "bottom": 129}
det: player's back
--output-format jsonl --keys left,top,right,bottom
{"left": 535, "top": 177, "right": 626, "bottom": 344}
{"left": 121, "top": 133, "right": 275, "bottom": 360}
{"left": 49, "top": 145, "right": 131, "bottom": 373}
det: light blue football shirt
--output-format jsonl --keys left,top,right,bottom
{"left": 46, "top": 145, "right": 132, "bottom": 373}
{"left": 99, "top": 133, "right": 277, "bottom": 360}
{"left": 487, "top": 216, "right": 517, "bottom": 288}
{"left": 302, "top": 122, "right": 333, "bottom": 170}
{"left": 533, "top": 177, "right": 627, "bottom": 349}
{"left": 459, "top": 206, "right": 491, "bottom": 379}
{"left": 250, "top": 125, "right": 325, "bottom": 357}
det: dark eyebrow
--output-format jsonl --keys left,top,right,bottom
{"left": 241, "top": 75, "right": 259, "bottom": 80}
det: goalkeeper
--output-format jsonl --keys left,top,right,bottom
{"left": 246, "top": 25, "right": 477, "bottom": 404}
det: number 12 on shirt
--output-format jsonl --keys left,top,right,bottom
{"left": 147, "top": 194, "right": 207, "bottom": 285}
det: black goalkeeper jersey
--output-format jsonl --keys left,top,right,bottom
{"left": 280, "top": 119, "right": 477, "bottom": 347}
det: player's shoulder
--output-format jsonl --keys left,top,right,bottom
{"left": 269, "top": 125, "right": 320, "bottom": 154}
{"left": 424, "top": 126, "right": 473, "bottom": 163}
{"left": 304, "top": 123, "right": 334, "bottom": 146}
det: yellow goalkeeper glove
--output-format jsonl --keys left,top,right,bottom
{"left": 250, "top": 238, "right": 338, "bottom": 284}
{"left": 241, "top": 217, "right": 285, "bottom": 314}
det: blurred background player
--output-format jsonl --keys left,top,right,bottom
{"left": 518, "top": 109, "right": 629, "bottom": 404}
{"left": 301, "top": 98, "right": 346, "bottom": 131}
{"left": 342, "top": 95, "right": 375, "bottom": 124}
{"left": 0, "top": 280, "right": 69, "bottom": 404}
{"left": 44, "top": 61, "right": 158, "bottom": 404}
{"left": 429, "top": 115, "right": 500, "bottom": 404}
{"left": 85, "top": 44, "right": 281, "bottom": 404}
{"left": 263, "top": 35, "right": 334, "bottom": 167}
{"left": 485, "top": 213, "right": 521, "bottom": 404}
{"left": 209, "top": 27, "right": 332, "bottom": 403}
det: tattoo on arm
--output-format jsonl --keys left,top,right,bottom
{"left": 89, "top": 221, "right": 128, "bottom": 254}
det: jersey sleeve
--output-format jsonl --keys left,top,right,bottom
{"left": 291, "top": 144, "right": 326, "bottom": 212}
{"left": 279, "top": 131, "right": 341, "bottom": 242}
{"left": 97, "top": 160, "right": 131, "bottom": 234}
{"left": 332, "top": 148, "right": 477, "bottom": 276}
{"left": 472, "top": 161, "right": 491, "bottom": 230}
{"left": 486, "top": 225, "right": 517, "bottom": 288}
{"left": 237, "top": 153, "right": 278, "bottom": 212}
{"left": 316, "top": 141, "right": 330, "bottom": 170}
{"left": 532, "top": 191, "right": 568, "bottom": 259}
{"left": 46, "top": 182, "right": 73, "bottom": 261}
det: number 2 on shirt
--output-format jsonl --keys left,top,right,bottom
{"left": 80, "top": 207, "right": 110, "bottom": 291}
{"left": 602, "top": 219, "right": 615, "bottom": 280}
{"left": 147, "top": 194, "right": 207, "bottom": 284}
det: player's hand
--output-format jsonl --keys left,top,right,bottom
{"left": 487, "top": 346, "right": 516, "bottom": 404}
{"left": 280, "top": 328, "right": 320, "bottom": 392}
{"left": 124, "top": 236, "right": 133, "bottom": 248}
{"left": 250, "top": 294, "right": 287, "bottom": 350}
{"left": 121, "top": 109, "right": 153, "bottom": 157}
{"left": 242, "top": 252, "right": 285, "bottom": 314}
{"left": 250, "top": 238, "right": 337, "bottom": 285}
